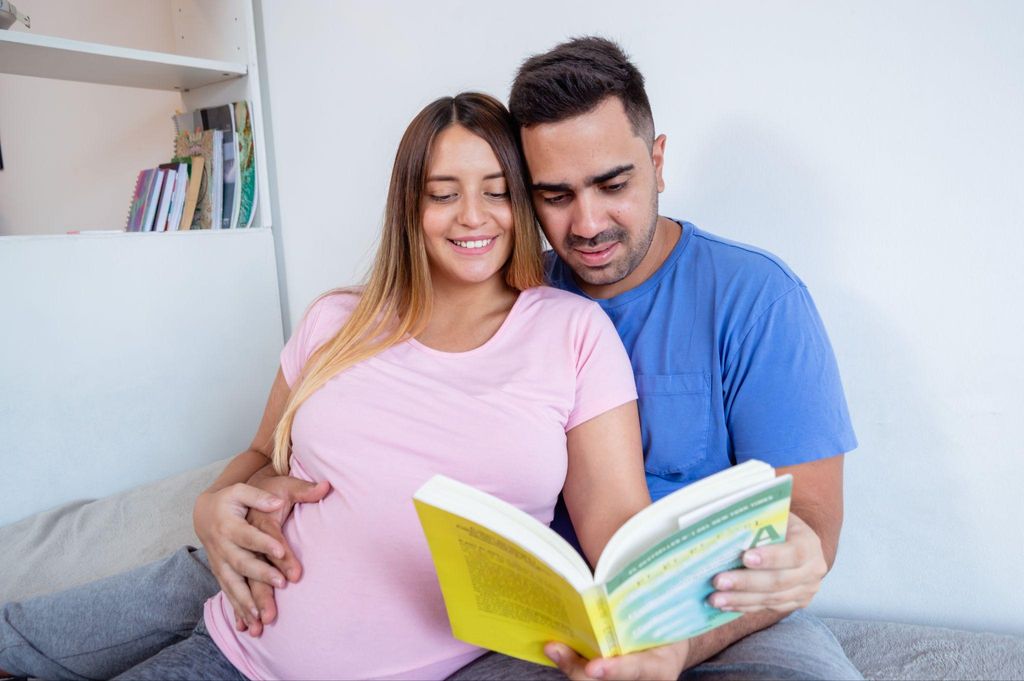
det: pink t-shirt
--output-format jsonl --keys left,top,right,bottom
{"left": 205, "top": 286, "right": 637, "bottom": 680}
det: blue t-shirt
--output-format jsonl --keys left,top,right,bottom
{"left": 548, "top": 220, "right": 857, "bottom": 530}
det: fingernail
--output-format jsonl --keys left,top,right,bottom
{"left": 745, "top": 552, "right": 762, "bottom": 567}
{"left": 717, "top": 577, "right": 733, "bottom": 590}
{"left": 250, "top": 607, "right": 259, "bottom": 618}
{"left": 273, "top": 548, "right": 285, "bottom": 559}
{"left": 591, "top": 666, "right": 605, "bottom": 679}
{"left": 712, "top": 594, "right": 728, "bottom": 608}
{"left": 548, "top": 648, "right": 561, "bottom": 663}
{"left": 288, "top": 569, "right": 300, "bottom": 581}
{"left": 274, "top": 578, "right": 285, "bottom": 588}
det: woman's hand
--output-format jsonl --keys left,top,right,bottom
{"left": 708, "top": 511, "right": 828, "bottom": 614}
{"left": 545, "top": 639, "right": 690, "bottom": 681}
{"left": 193, "top": 468, "right": 330, "bottom": 635}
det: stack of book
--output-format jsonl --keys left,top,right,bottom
{"left": 125, "top": 101, "right": 258, "bottom": 232}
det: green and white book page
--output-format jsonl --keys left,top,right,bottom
{"left": 601, "top": 475, "right": 792, "bottom": 654}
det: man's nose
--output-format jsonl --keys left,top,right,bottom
{"left": 570, "top": 194, "right": 604, "bottom": 240}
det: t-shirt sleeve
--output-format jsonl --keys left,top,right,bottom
{"left": 279, "top": 295, "right": 334, "bottom": 388}
{"left": 724, "top": 284, "right": 857, "bottom": 464}
{"left": 566, "top": 303, "right": 639, "bottom": 432}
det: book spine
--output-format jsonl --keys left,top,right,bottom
{"left": 582, "top": 586, "right": 620, "bottom": 657}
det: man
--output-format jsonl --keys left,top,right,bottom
{"left": 488, "top": 36, "right": 860, "bottom": 681}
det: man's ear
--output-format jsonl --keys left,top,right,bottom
{"left": 651, "top": 134, "right": 667, "bottom": 193}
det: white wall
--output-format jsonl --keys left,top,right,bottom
{"left": 258, "top": 1, "right": 1024, "bottom": 635}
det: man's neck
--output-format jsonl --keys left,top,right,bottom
{"left": 579, "top": 216, "right": 681, "bottom": 299}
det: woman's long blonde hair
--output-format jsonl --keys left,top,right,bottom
{"left": 271, "top": 93, "right": 544, "bottom": 473}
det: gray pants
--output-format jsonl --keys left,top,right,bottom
{"left": 1, "top": 546, "right": 861, "bottom": 680}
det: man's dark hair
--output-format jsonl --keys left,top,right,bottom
{"left": 509, "top": 36, "right": 654, "bottom": 145}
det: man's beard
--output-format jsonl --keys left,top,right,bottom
{"left": 566, "top": 199, "right": 659, "bottom": 287}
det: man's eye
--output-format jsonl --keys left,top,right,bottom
{"left": 604, "top": 181, "right": 627, "bottom": 192}
{"left": 543, "top": 194, "right": 570, "bottom": 205}
{"left": 430, "top": 194, "right": 456, "bottom": 203}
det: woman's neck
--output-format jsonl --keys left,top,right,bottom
{"left": 416, "top": 276, "right": 519, "bottom": 353}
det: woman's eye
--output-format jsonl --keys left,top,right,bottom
{"left": 430, "top": 194, "right": 456, "bottom": 203}
{"left": 485, "top": 191, "right": 510, "bottom": 200}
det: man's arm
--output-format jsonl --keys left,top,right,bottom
{"left": 548, "top": 454, "right": 845, "bottom": 680}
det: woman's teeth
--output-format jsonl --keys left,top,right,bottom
{"left": 452, "top": 238, "right": 493, "bottom": 249}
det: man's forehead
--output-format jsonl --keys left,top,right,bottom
{"left": 521, "top": 102, "right": 646, "bottom": 184}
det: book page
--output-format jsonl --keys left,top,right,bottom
{"left": 595, "top": 460, "right": 773, "bottom": 582}
{"left": 602, "top": 476, "right": 792, "bottom": 654}
{"left": 415, "top": 501, "right": 601, "bottom": 666}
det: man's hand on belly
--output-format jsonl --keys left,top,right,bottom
{"left": 240, "top": 471, "right": 329, "bottom": 635}
{"left": 198, "top": 465, "right": 331, "bottom": 637}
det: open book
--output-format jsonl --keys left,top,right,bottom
{"left": 413, "top": 460, "right": 791, "bottom": 667}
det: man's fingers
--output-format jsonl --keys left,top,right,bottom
{"left": 545, "top": 643, "right": 594, "bottom": 681}
{"left": 585, "top": 642, "right": 688, "bottom": 681}
{"left": 252, "top": 579, "right": 279, "bottom": 625}
{"left": 218, "top": 566, "right": 260, "bottom": 627}
{"left": 224, "top": 543, "right": 287, "bottom": 587}
{"left": 227, "top": 482, "right": 285, "bottom": 514}
{"left": 289, "top": 479, "right": 332, "bottom": 504}
{"left": 250, "top": 517, "right": 303, "bottom": 582}
{"left": 710, "top": 582, "right": 816, "bottom": 611}
{"left": 230, "top": 521, "right": 286, "bottom": 563}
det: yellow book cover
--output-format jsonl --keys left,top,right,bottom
{"left": 414, "top": 461, "right": 792, "bottom": 667}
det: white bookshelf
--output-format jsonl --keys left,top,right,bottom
{"left": 0, "top": 1, "right": 287, "bottom": 525}
{"left": 0, "top": 0, "right": 274, "bottom": 233}
{"left": 0, "top": 30, "right": 246, "bottom": 91}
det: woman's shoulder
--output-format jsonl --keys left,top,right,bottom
{"left": 521, "top": 285, "right": 598, "bottom": 310}
{"left": 307, "top": 287, "right": 361, "bottom": 317}
{"left": 295, "top": 287, "right": 362, "bottom": 340}
{"left": 515, "top": 286, "right": 609, "bottom": 331}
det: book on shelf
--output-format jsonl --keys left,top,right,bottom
{"left": 177, "top": 156, "right": 204, "bottom": 232}
{"left": 152, "top": 166, "right": 176, "bottom": 232}
{"left": 200, "top": 104, "right": 239, "bottom": 229}
{"left": 158, "top": 161, "right": 188, "bottom": 231}
{"left": 125, "top": 169, "right": 154, "bottom": 232}
{"left": 233, "top": 101, "right": 257, "bottom": 229}
{"left": 175, "top": 101, "right": 258, "bottom": 229}
{"left": 174, "top": 129, "right": 221, "bottom": 230}
{"left": 414, "top": 460, "right": 792, "bottom": 668}
{"left": 140, "top": 169, "right": 167, "bottom": 232}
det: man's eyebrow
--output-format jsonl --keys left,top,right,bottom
{"left": 590, "top": 164, "right": 634, "bottom": 185}
{"left": 531, "top": 181, "right": 572, "bottom": 192}
{"left": 531, "top": 164, "right": 635, "bottom": 192}
{"left": 426, "top": 172, "right": 505, "bottom": 182}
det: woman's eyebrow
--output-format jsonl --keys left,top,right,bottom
{"left": 426, "top": 172, "right": 505, "bottom": 182}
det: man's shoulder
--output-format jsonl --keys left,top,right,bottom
{"left": 688, "top": 225, "right": 804, "bottom": 289}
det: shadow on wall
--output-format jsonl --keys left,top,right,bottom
{"left": 676, "top": 120, "right": 1002, "bottom": 633}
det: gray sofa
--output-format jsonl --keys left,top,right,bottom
{"left": 2, "top": 460, "right": 1022, "bottom": 680}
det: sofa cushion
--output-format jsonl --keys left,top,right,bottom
{"left": 2, "top": 460, "right": 1022, "bottom": 680}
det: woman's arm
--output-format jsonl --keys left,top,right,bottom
{"left": 551, "top": 400, "right": 693, "bottom": 680}
{"left": 561, "top": 400, "right": 650, "bottom": 579}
